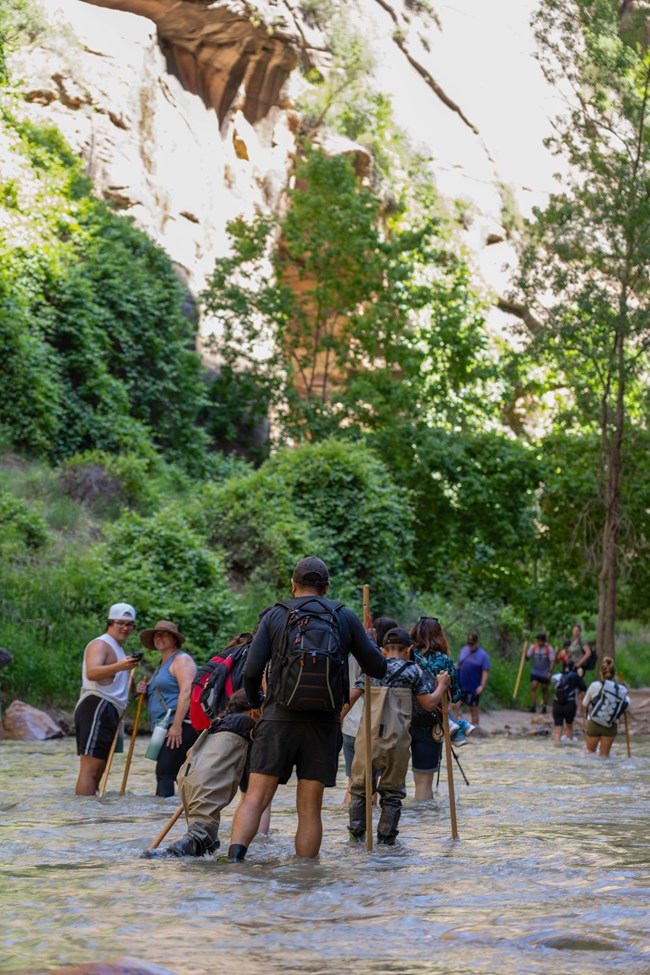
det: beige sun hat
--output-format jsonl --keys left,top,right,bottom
{"left": 139, "top": 620, "right": 186, "bottom": 650}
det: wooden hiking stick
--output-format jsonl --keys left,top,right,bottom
{"left": 442, "top": 694, "right": 458, "bottom": 840}
{"left": 148, "top": 803, "right": 184, "bottom": 850}
{"left": 98, "top": 670, "right": 135, "bottom": 798}
{"left": 513, "top": 639, "right": 527, "bottom": 700}
{"left": 119, "top": 687, "right": 147, "bottom": 795}
{"left": 362, "top": 584, "right": 373, "bottom": 852}
{"left": 619, "top": 671, "right": 632, "bottom": 758}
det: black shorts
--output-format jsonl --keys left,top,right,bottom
{"left": 531, "top": 674, "right": 550, "bottom": 685}
{"left": 460, "top": 690, "right": 480, "bottom": 708}
{"left": 410, "top": 724, "right": 442, "bottom": 774}
{"left": 552, "top": 702, "right": 577, "bottom": 727}
{"left": 74, "top": 695, "right": 119, "bottom": 760}
{"left": 249, "top": 717, "right": 341, "bottom": 787}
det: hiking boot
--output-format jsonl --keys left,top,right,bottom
{"left": 542, "top": 705, "right": 548, "bottom": 714}
{"left": 529, "top": 705, "right": 536, "bottom": 713}
{"left": 348, "top": 831, "right": 365, "bottom": 843}
{"left": 225, "top": 843, "right": 248, "bottom": 862}
{"left": 452, "top": 733, "right": 467, "bottom": 747}
{"left": 464, "top": 723, "right": 476, "bottom": 737}
{"left": 447, "top": 719, "right": 460, "bottom": 735}
{"left": 377, "top": 835, "right": 396, "bottom": 846}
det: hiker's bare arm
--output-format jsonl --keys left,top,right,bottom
{"left": 477, "top": 669, "right": 489, "bottom": 695}
{"left": 85, "top": 639, "right": 139, "bottom": 684}
{"left": 341, "top": 687, "right": 363, "bottom": 718}
{"left": 167, "top": 653, "right": 197, "bottom": 747}
{"left": 417, "top": 671, "right": 451, "bottom": 711}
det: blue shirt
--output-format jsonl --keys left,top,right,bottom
{"left": 147, "top": 651, "right": 182, "bottom": 725}
{"left": 456, "top": 645, "right": 491, "bottom": 694}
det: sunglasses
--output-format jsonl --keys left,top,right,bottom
{"left": 111, "top": 620, "right": 135, "bottom": 629}
{"left": 418, "top": 616, "right": 440, "bottom": 623}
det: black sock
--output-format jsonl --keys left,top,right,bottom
{"left": 227, "top": 843, "right": 248, "bottom": 861}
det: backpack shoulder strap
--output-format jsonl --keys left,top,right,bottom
{"left": 385, "top": 660, "right": 413, "bottom": 687}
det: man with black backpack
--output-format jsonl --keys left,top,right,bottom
{"left": 226, "top": 557, "right": 387, "bottom": 861}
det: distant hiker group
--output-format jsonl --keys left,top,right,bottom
{"left": 73, "top": 560, "right": 631, "bottom": 862}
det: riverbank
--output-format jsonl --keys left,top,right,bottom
{"left": 2, "top": 689, "right": 650, "bottom": 740}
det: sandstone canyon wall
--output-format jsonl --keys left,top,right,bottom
{"left": 8, "top": 0, "right": 566, "bottom": 346}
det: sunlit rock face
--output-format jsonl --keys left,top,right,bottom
{"left": 9, "top": 0, "right": 567, "bottom": 334}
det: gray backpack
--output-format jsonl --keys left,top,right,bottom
{"left": 589, "top": 681, "right": 628, "bottom": 726}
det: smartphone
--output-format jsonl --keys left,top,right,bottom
{"left": 130, "top": 651, "right": 144, "bottom": 663}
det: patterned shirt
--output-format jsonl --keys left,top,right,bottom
{"left": 413, "top": 648, "right": 461, "bottom": 703}
{"left": 355, "top": 657, "right": 430, "bottom": 694}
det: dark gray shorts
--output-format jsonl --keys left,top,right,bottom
{"left": 249, "top": 717, "right": 341, "bottom": 787}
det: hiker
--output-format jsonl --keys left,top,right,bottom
{"left": 526, "top": 632, "right": 555, "bottom": 713}
{"left": 342, "top": 616, "right": 397, "bottom": 805}
{"left": 226, "top": 556, "right": 387, "bottom": 861}
{"left": 143, "top": 690, "right": 260, "bottom": 858}
{"left": 583, "top": 657, "right": 630, "bottom": 758}
{"left": 135, "top": 620, "right": 198, "bottom": 797}
{"left": 74, "top": 602, "right": 141, "bottom": 796}
{"left": 568, "top": 624, "right": 591, "bottom": 671}
{"left": 187, "top": 616, "right": 273, "bottom": 834}
{"left": 408, "top": 617, "right": 462, "bottom": 800}
{"left": 454, "top": 631, "right": 490, "bottom": 727}
{"left": 345, "top": 627, "right": 451, "bottom": 845}
{"left": 550, "top": 659, "right": 587, "bottom": 745}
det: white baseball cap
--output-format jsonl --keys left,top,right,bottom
{"left": 108, "top": 602, "right": 136, "bottom": 621}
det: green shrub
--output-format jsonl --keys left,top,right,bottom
{"left": 0, "top": 490, "right": 50, "bottom": 550}
{"left": 200, "top": 439, "right": 414, "bottom": 614}
{"left": 83, "top": 507, "right": 237, "bottom": 656}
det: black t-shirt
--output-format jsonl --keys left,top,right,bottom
{"left": 243, "top": 595, "right": 387, "bottom": 723}
{"left": 210, "top": 711, "right": 255, "bottom": 740}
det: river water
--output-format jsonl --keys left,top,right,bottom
{"left": 1, "top": 735, "right": 649, "bottom": 975}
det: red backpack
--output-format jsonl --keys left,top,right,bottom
{"left": 189, "top": 638, "right": 252, "bottom": 730}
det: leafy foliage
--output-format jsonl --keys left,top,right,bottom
{"left": 195, "top": 439, "right": 414, "bottom": 615}
{"left": 0, "top": 107, "right": 210, "bottom": 471}
{"left": 203, "top": 148, "right": 491, "bottom": 445}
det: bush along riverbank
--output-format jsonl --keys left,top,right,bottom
{"left": 2, "top": 448, "right": 650, "bottom": 715}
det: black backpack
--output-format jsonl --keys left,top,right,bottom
{"left": 273, "top": 598, "right": 346, "bottom": 711}
{"left": 554, "top": 672, "right": 574, "bottom": 705}
{"left": 583, "top": 644, "right": 598, "bottom": 671}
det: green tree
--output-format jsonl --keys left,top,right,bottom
{"left": 203, "top": 148, "right": 489, "bottom": 445}
{"left": 518, "top": 0, "right": 650, "bottom": 657}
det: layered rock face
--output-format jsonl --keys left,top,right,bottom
{"left": 9, "top": 0, "right": 565, "bottom": 336}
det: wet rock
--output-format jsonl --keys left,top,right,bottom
{"left": 50, "top": 962, "right": 177, "bottom": 975}
{"left": 2, "top": 700, "right": 64, "bottom": 741}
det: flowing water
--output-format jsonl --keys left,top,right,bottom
{"left": 1, "top": 734, "right": 649, "bottom": 975}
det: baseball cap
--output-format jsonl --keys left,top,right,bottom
{"left": 292, "top": 557, "right": 329, "bottom": 585}
{"left": 536, "top": 632, "right": 546, "bottom": 641}
{"left": 382, "top": 627, "right": 412, "bottom": 649}
{"left": 108, "top": 602, "right": 136, "bottom": 621}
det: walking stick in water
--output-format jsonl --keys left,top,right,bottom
{"left": 441, "top": 693, "right": 459, "bottom": 840}
{"left": 98, "top": 670, "right": 135, "bottom": 798}
{"left": 619, "top": 670, "right": 632, "bottom": 758}
{"left": 119, "top": 686, "right": 147, "bottom": 795}
{"left": 362, "top": 584, "right": 373, "bottom": 852}
{"left": 148, "top": 803, "right": 184, "bottom": 851}
{"left": 513, "top": 639, "right": 527, "bottom": 700}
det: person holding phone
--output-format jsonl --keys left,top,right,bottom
{"left": 74, "top": 602, "right": 141, "bottom": 795}
{"left": 136, "top": 620, "right": 197, "bottom": 796}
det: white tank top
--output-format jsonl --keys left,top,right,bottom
{"left": 77, "top": 633, "right": 129, "bottom": 713}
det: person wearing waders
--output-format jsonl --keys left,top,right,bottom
{"left": 344, "top": 628, "right": 451, "bottom": 845}
{"left": 143, "top": 690, "right": 260, "bottom": 858}
{"left": 226, "top": 557, "right": 387, "bottom": 861}
{"left": 74, "top": 603, "right": 141, "bottom": 795}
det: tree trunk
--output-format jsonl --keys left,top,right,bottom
{"left": 596, "top": 328, "right": 626, "bottom": 663}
